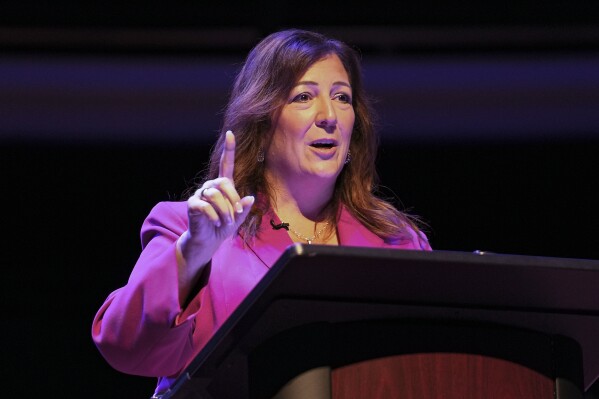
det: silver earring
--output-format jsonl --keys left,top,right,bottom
{"left": 257, "top": 147, "right": 265, "bottom": 163}
{"left": 344, "top": 149, "right": 351, "bottom": 164}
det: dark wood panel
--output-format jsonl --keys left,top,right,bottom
{"left": 332, "top": 353, "right": 554, "bottom": 399}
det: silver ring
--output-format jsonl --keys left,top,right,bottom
{"left": 199, "top": 187, "right": 210, "bottom": 199}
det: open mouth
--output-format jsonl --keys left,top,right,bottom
{"left": 310, "top": 143, "right": 334, "bottom": 149}
{"left": 309, "top": 140, "right": 337, "bottom": 150}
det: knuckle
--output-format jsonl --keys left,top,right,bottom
{"left": 198, "top": 202, "right": 212, "bottom": 212}
{"left": 214, "top": 177, "right": 230, "bottom": 187}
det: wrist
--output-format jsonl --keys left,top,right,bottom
{"left": 176, "top": 231, "right": 215, "bottom": 272}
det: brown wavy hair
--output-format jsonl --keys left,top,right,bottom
{"left": 202, "top": 29, "right": 422, "bottom": 243}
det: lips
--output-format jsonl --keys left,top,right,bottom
{"left": 308, "top": 139, "right": 339, "bottom": 160}
{"left": 308, "top": 139, "right": 338, "bottom": 149}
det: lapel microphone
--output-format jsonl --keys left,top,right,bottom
{"left": 270, "top": 219, "right": 290, "bottom": 231}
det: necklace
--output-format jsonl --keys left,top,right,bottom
{"left": 289, "top": 222, "right": 329, "bottom": 244}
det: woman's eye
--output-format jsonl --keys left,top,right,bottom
{"left": 292, "top": 93, "right": 312, "bottom": 103}
{"left": 335, "top": 93, "right": 352, "bottom": 104}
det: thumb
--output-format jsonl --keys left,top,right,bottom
{"left": 233, "top": 195, "right": 255, "bottom": 229}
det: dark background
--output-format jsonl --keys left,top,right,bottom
{"left": 2, "top": 2, "right": 599, "bottom": 398}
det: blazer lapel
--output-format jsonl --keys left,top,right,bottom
{"left": 245, "top": 207, "right": 295, "bottom": 269}
{"left": 245, "top": 204, "right": 393, "bottom": 268}
{"left": 337, "top": 206, "right": 387, "bottom": 247}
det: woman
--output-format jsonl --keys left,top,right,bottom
{"left": 92, "top": 28, "right": 431, "bottom": 396}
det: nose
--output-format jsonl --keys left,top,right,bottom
{"left": 315, "top": 98, "right": 337, "bottom": 129}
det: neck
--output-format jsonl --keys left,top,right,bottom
{"left": 265, "top": 170, "right": 335, "bottom": 221}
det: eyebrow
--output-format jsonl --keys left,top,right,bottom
{"left": 295, "top": 80, "right": 352, "bottom": 89}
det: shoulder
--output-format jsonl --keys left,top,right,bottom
{"left": 395, "top": 224, "right": 432, "bottom": 251}
{"left": 145, "top": 201, "right": 187, "bottom": 221}
{"left": 338, "top": 205, "right": 431, "bottom": 251}
{"left": 140, "top": 201, "right": 188, "bottom": 246}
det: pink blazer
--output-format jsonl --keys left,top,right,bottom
{"left": 92, "top": 201, "right": 431, "bottom": 394}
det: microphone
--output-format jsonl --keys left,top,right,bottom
{"left": 270, "top": 219, "right": 289, "bottom": 231}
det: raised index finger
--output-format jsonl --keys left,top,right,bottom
{"left": 219, "top": 130, "right": 236, "bottom": 179}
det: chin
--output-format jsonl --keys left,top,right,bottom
{"left": 308, "top": 167, "right": 343, "bottom": 180}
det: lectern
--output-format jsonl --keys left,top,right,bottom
{"left": 158, "top": 245, "right": 599, "bottom": 399}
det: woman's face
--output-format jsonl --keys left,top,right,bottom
{"left": 266, "top": 54, "right": 355, "bottom": 187}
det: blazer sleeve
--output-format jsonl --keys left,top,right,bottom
{"left": 91, "top": 202, "right": 201, "bottom": 377}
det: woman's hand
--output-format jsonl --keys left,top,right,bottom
{"left": 176, "top": 131, "right": 254, "bottom": 302}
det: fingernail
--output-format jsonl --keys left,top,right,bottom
{"left": 235, "top": 202, "right": 243, "bottom": 213}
